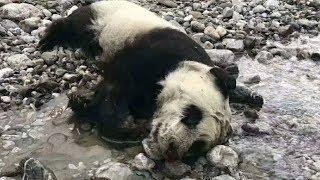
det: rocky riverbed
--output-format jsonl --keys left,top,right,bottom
{"left": 0, "top": 0, "right": 320, "bottom": 179}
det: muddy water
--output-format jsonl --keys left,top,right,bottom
{"left": 230, "top": 36, "right": 320, "bottom": 179}
{"left": 0, "top": 95, "right": 143, "bottom": 179}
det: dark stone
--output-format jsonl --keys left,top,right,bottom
{"left": 229, "top": 86, "right": 264, "bottom": 109}
{"left": 244, "top": 108, "right": 259, "bottom": 120}
{"left": 244, "top": 36, "right": 256, "bottom": 49}
{"left": 310, "top": 52, "right": 320, "bottom": 62}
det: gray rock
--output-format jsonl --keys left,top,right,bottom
{"left": 51, "top": 14, "right": 62, "bottom": 21}
{"left": 2, "top": 140, "right": 15, "bottom": 149}
{"left": 20, "top": 35, "right": 36, "bottom": 43}
{"left": 252, "top": 5, "right": 266, "bottom": 13}
{"left": 0, "top": 0, "right": 11, "bottom": 6}
{"left": 164, "top": 161, "right": 191, "bottom": 177}
{"left": 0, "top": 68, "right": 13, "bottom": 79}
{"left": 206, "top": 49, "right": 235, "bottom": 64}
{"left": 184, "top": 15, "right": 193, "bottom": 22}
{"left": 311, "top": 52, "right": 320, "bottom": 62}
{"left": 0, "top": 19, "right": 18, "bottom": 29}
{"left": 62, "top": 73, "right": 80, "bottom": 82}
{"left": 216, "top": 26, "right": 227, "bottom": 38}
{"left": 6, "top": 54, "right": 31, "bottom": 70}
{"left": 131, "top": 153, "right": 155, "bottom": 171}
{"left": 297, "top": 19, "right": 318, "bottom": 28}
{"left": 41, "top": 51, "right": 58, "bottom": 66}
{"left": 95, "top": 162, "right": 133, "bottom": 180}
{"left": 207, "top": 145, "right": 239, "bottom": 168}
{"left": 255, "top": 51, "right": 273, "bottom": 64}
{"left": 0, "top": 96, "right": 11, "bottom": 103}
{"left": 264, "top": 0, "right": 279, "bottom": 9}
{"left": 0, "top": 3, "right": 42, "bottom": 21}
{"left": 244, "top": 75, "right": 261, "bottom": 84}
{"left": 211, "top": 175, "right": 235, "bottom": 180}
{"left": 203, "top": 41, "right": 214, "bottom": 49}
{"left": 222, "top": 7, "right": 233, "bottom": 18}
{"left": 222, "top": 38, "right": 244, "bottom": 51}
{"left": 42, "top": 8, "right": 52, "bottom": 17}
{"left": 19, "top": 17, "right": 41, "bottom": 33}
{"left": 190, "top": 21, "right": 205, "bottom": 32}
{"left": 204, "top": 26, "right": 220, "bottom": 39}
{"left": 157, "top": 0, "right": 177, "bottom": 8}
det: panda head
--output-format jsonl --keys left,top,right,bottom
{"left": 142, "top": 61, "right": 235, "bottom": 161}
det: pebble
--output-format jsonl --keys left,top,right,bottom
{"left": 264, "top": 0, "right": 279, "bottom": 9}
{"left": 252, "top": 5, "right": 266, "bottom": 13}
{"left": 41, "top": 51, "right": 58, "bottom": 66}
{"left": 207, "top": 145, "right": 239, "bottom": 168}
{"left": 131, "top": 153, "right": 155, "bottom": 171}
{"left": 0, "top": 68, "right": 14, "bottom": 79}
{"left": 244, "top": 108, "right": 259, "bottom": 120}
{"left": 222, "top": 7, "right": 233, "bottom": 18}
{"left": 204, "top": 26, "right": 220, "bottom": 39}
{"left": 0, "top": 3, "right": 42, "bottom": 21}
{"left": 255, "top": 51, "right": 273, "bottom": 64}
{"left": 6, "top": 54, "right": 31, "bottom": 70}
{"left": 157, "top": 0, "right": 177, "bottom": 8}
{"left": 216, "top": 26, "right": 227, "bottom": 38}
{"left": 190, "top": 21, "right": 205, "bottom": 32}
{"left": 0, "top": 96, "right": 11, "bottom": 103}
{"left": 244, "top": 75, "right": 261, "bottom": 84}
{"left": 211, "top": 175, "right": 235, "bottom": 180}
{"left": 19, "top": 17, "right": 41, "bottom": 33}
{"left": 51, "top": 14, "right": 62, "bottom": 21}
{"left": 310, "top": 52, "right": 320, "bottom": 62}
{"left": 184, "top": 15, "right": 193, "bottom": 22}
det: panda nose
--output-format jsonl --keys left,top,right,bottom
{"left": 164, "top": 142, "right": 180, "bottom": 161}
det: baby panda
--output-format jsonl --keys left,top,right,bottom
{"left": 38, "top": 0, "right": 236, "bottom": 160}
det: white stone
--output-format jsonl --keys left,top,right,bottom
{"left": 0, "top": 96, "right": 11, "bottom": 103}
{"left": 0, "top": 3, "right": 42, "bottom": 21}
{"left": 132, "top": 153, "right": 155, "bottom": 170}
{"left": 2, "top": 140, "right": 15, "bottom": 150}
{"left": 0, "top": 67, "right": 13, "bottom": 79}
{"left": 6, "top": 54, "right": 31, "bottom": 70}
{"left": 211, "top": 175, "right": 235, "bottom": 180}
{"left": 95, "top": 162, "right": 133, "bottom": 180}
{"left": 207, "top": 145, "right": 239, "bottom": 168}
{"left": 264, "top": 0, "right": 279, "bottom": 9}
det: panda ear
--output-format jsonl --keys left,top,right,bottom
{"left": 209, "top": 66, "right": 236, "bottom": 95}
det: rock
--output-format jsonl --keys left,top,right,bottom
{"left": 42, "top": 8, "right": 52, "bottom": 17}
{"left": 297, "top": 19, "right": 318, "bottom": 28}
{"left": 95, "top": 162, "right": 133, "bottom": 180}
{"left": 211, "top": 175, "right": 235, "bottom": 180}
{"left": 190, "top": 11, "right": 202, "bottom": 19}
{"left": 244, "top": 36, "right": 256, "bottom": 49}
{"left": 241, "top": 123, "right": 262, "bottom": 135}
{"left": 252, "top": 5, "right": 266, "bottom": 13}
{"left": 222, "top": 38, "right": 244, "bottom": 51}
{"left": 62, "top": 73, "right": 81, "bottom": 82}
{"left": 157, "top": 0, "right": 177, "bottom": 8}
{"left": 19, "top": 17, "right": 41, "bottom": 33}
{"left": 207, "top": 145, "right": 239, "bottom": 168}
{"left": 2, "top": 140, "right": 15, "bottom": 150}
{"left": 264, "top": 0, "right": 279, "bottom": 9}
{"left": 204, "top": 26, "right": 220, "bottom": 39}
{"left": 0, "top": 3, "right": 42, "bottom": 21}
{"left": 244, "top": 108, "right": 259, "bottom": 120}
{"left": 0, "top": 96, "right": 11, "bottom": 103}
{"left": 20, "top": 158, "right": 57, "bottom": 180}
{"left": 41, "top": 51, "right": 58, "bottom": 66}
{"left": 131, "top": 153, "right": 155, "bottom": 171}
{"left": 311, "top": 52, "right": 320, "bottom": 62}
{"left": 67, "top": 5, "right": 78, "bottom": 16}
{"left": 206, "top": 49, "right": 235, "bottom": 64}
{"left": 190, "top": 21, "right": 205, "bottom": 32}
{"left": 184, "top": 15, "right": 193, "bottom": 22}
{"left": 0, "top": 19, "right": 18, "bottom": 30}
{"left": 6, "top": 54, "right": 31, "bottom": 70}
{"left": 0, "top": 68, "right": 13, "bottom": 79}
{"left": 229, "top": 86, "right": 264, "bottom": 108}
{"left": 0, "top": 0, "right": 12, "bottom": 6}
{"left": 215, "top": 26, "right": 227, "bottom": 38}
{"left": 164, "top": 161, "right": 191, "bottom": 177}
{"left": 51, "top": 14, "right": 62, "bottom": 21}
{"left": 222, "top": 7, "right": 233, "bottom": 18}
{"left": 244, "top": 75, "right": 261, "bottom": 84}
{"left": 255, "top": 51, "right": 273, "bottom": 64}
{"left": 203, "top": 41, "right": 214, "bottom": 49}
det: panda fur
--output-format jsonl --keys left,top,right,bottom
{"left": 38, "top": 0, "right": 235, "bottom": 160}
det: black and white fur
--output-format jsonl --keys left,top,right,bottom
{"left": 38, "top": 0, "right": 235, "bottom": 160}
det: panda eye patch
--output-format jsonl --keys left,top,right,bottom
{"left": 181, "top": 105, "right": 203, "bottom": 128}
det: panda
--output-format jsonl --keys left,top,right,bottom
{"left": 38, "top": 0, "right": 236, "bottom": 161}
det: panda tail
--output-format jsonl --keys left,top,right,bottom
{"left": 37, "top": 6, "right": 102, "bottom": 58}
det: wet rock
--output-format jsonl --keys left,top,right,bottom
{"left": 255, "top": 51, "right": 273, "bottom": 64}
{"left": 0, "top": 68, "right": 13, "bottom": 79}
{"left": 164, "top": 161, "right": 191, "bottom": 177}
{"left": 19, "top": 17, "right": 41, "bottom": 33}
{"left": 131, "top": 153, "right": 155, "bottom": 171}
{"left": 207, "top": 145, "right": 239, "bottom": 168}
{"left": 0, "top": 3, "right": 42, "bottom": 21}
{"left": 211, "top": 175, "right": 235, "bottom": 180}
{"left": 229, "top": 86, "right": 264, "bottom": 108}
{"left": 6, "top": 54, "right": 31, "bottom": 70}
{"left": 157, "top": 0, "right": 177, "bottom": 8}
{"left": 20, "top": 158, "right": 57, "bottom": 180}
{"left": 222, "top": 38, "right": 244, "bottom": 52}
{"left": 95, "top": 162, "right": 133, "bottom": 180}
{"left": 244, "top": 75, "right": 261, "bottom": 84}
{"left": 190, "top": 21, "right": 205, "bottom": 32}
